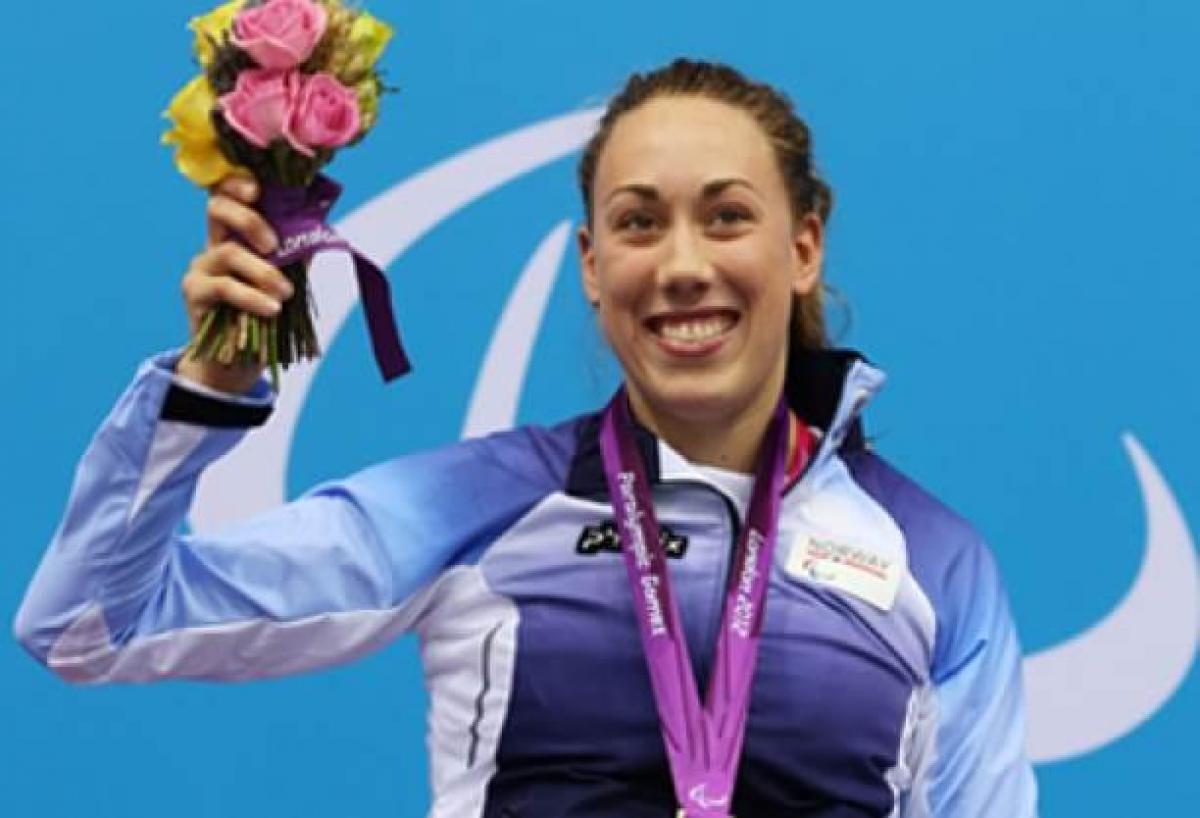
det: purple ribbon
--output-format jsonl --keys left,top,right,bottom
{"left": 599, "top": 390, "right": 792, "bottom": 818}
{"left": 258, "top": 174, "right": 410, "bottom": 381}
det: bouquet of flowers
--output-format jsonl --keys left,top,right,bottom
{"left": 163, "top": 0, "right": 408, "bottom": 388}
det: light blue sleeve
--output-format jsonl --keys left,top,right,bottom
{"left": 921, "top": 540, "right": 1039, "bottom": 817}
{"left": 13, "top": 350, "right": 565, "bottom": 684}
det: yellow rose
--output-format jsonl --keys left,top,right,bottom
{"left": 162, "top": 75, "right": 239, "bottom": 187}
{"left": 348, "top": 11, "right": 393, "bottom": 68}
{"left": 356, "top": 76, "right": 381, "bottom": 132}
{"left": 189, "top": 0, "right": 244, "bottom": 67}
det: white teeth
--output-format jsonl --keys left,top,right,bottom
{"left": 658, "top": 315, "right": 732, "bottom": 343}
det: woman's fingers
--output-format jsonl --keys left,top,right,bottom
{"left": 206, "top": 193, "right": 278, "bottom": 254}
{"left": 212, "top": 243, "right": 294, "bottom": 298}
{"left": 183, "top": 267, "right": 282, "bottom": 323}
{"left": 177, "top": 174, "right": 276, "bottom": 393}
{"left": 183, "top": 243, "right": 294, "bottom": 326}
{"left": 183, "top": 264, "right": 281, "bottom": 315}
{"left": 214, "top": 173, "right": 259, "bottom": 204}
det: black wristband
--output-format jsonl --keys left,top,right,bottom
{"left": 160, "top": 383, "right": 273, "bottom": 428}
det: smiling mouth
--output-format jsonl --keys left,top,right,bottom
{"left": 646, "top": 309, "right": 740, "bottom": 347}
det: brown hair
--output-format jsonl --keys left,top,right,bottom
{"left": 577, "top": 58, "right": 835, "bottom": 351}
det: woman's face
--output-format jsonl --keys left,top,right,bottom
{"left": 580, "top": 94, "right": 823, "bottom": 427}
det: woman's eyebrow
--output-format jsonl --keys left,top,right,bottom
{"left": 604, "top": 183, "right": 659, "bottom": 206}
{"left": 604, "top": 177, "right": 757, "bottom": 206}
{"left": 701, "top": 177, "right": 758, "bottom": 198}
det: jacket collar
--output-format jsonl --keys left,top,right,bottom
{"left": 565, "top": 347, "right": 885, "bottom": 497}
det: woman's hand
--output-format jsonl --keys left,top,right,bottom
{"left": 176, "top": 175, "right": 294, "bottom": 394}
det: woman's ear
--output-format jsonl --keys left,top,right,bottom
{"left": 578, "top": 224, "right": 601, "bottom": 306}
{"left": 792, "top": 211, "right": 824, "bottom": 297}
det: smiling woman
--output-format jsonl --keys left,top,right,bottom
{"left": 14, "top": 57, "right": 1037, "bottom": 818}
{"left": 577, "top": 81, "right": 827, "bottom": 474}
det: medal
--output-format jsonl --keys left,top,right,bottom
{"left": 599, "top": 389, "right": 810, "bottom": 818}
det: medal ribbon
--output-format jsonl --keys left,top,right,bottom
{"left": 258, "top": 174, "right": 410, "bottom": 382}
{"left": 598, "top": 389, "right": 810, "bottom": 818}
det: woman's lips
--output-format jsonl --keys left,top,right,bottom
{"left": 644, "top": 309, "right": 740, "bottom": 357}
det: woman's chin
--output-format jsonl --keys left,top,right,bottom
{"left": 634, "top": 372, "right": 754, "bottom": 424}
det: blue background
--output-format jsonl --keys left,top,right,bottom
{"left": 2, "top": 1, "right": 1197, "bottom": 815}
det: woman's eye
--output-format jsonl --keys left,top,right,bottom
{"left": 710, "top": 206, "right": 751, "bottom": 227}
{"left": 616, "top": 212, "right": 657, "bottom": 232}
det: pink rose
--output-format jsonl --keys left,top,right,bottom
{"left": 232, "top": 0, "right": 327, "bottom": 70}
{"left": 284, "top": 73, "right": 362, "bottom": 156}
{"left": 219, "top": 69, "right": 292, "bottom": 148}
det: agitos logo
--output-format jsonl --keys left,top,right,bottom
{"left": 185, "top": 110, "right": 1199, "bottom": 766}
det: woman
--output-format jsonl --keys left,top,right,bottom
{"left": 14, "top": 59, "right": 1037, "bottom": 817}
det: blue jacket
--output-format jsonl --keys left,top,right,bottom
{"left": 14, "top": 348, "right": 1037, "bottom": 817}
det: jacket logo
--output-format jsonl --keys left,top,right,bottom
{"left": 576, "top": 520, "right": 689, "bottom": 559}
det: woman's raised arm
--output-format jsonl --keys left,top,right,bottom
{"left": 13, "top": 342, "right": 562, "bottom": 683}
{"left": 12, "top": 171, "right": 565, "bottom": 683}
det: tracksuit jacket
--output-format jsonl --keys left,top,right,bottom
{"left": 14, "top": 346, "right": 1038, "bottom": 817}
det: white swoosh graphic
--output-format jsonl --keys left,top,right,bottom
{"left": 1024, "top": 433, "right": 1199, "bottom": 762}
{"left": 189, "top": 110, "right": 600, "bottom": 531}
{"left": 461, "top": 221, "right": 573, "bottom": 439}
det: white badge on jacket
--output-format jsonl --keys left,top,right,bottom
{"left": 785, "top": 534, "right": 903, "bottom": 612}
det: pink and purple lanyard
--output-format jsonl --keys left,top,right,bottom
{"left": 598, "top": 389, "right": 812, "bottom": 818}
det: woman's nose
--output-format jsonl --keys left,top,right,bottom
{"left": 658, "top": 222, "right": 713, "bottom": 300}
